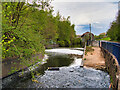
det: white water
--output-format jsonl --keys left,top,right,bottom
{"left": 45, "top": 48, "right": 84, "bottom": 55}
{"left": 69, "top": 58, "right": 82, "bottom": 67}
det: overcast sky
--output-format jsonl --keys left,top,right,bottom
{"left": 51, "top": 0, "right": 119, "bottom": 35}
{"left": 52, "top": 0, "right": 119, "bottom": 2}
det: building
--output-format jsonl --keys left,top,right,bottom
{"left": 81, "top": 32, "right": 94, "bottom": 42}
{"left": 99, "top": 33, "right": 107, "bottom": 38}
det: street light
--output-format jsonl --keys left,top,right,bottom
{"left": 89, "top": 23, "right": 92, "bottom": 41}
{"left": 89, "top": 23, "right": 92, "bottom": 46}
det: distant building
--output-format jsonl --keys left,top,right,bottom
{"left": 99, "top": 33, "right": 107, "bottom": 38}
{"left": 99, "top": 33, "right": 106, "bottom": 36}
{"left": 81, "top": 32, "right": 94, "bottom": 42}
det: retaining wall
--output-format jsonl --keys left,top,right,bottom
{"left": 101, "top": 47, "right": 119, "bottom": 89}
{"left": 2, "top": 53, "right": 44, "bottom": 78}
{"left": 45, "top": 44, "right": 59, "bottom": 49}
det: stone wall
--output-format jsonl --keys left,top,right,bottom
{"left": 101, "top": 47, "right": 119, "bottom": 89}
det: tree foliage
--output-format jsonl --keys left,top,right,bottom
{"left": 2, "top": 1, "right": 76, "bottom": 59}
{"left": 107, "top": 11, "right": 120, "bottom": 41}
{"left": 56, "top": 14, "right": 76, "bottom": 47}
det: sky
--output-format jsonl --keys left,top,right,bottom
{"left": 51, "top": 0, "right": 120, "bottom": 35}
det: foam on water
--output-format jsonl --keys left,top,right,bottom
{"left": 45, "top": 48, "right": 84, "bottom": 55}
{"left": 69, "top": 58, "right": 82, "bottom": 67}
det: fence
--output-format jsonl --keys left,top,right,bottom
{"left": 100, "top": 41, "right": 120, "bottom": 65}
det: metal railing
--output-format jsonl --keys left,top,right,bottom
{"left": 100, "top": 41, "right": 120, "bottom": 65}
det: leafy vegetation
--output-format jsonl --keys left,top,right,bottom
{"left": 99, "top": 37, "right": 111, "bottom": 41}
{"left": 2, "top": 2, "right": 45, "bottom": 60}
{"left": 71, "top": 38, "right": 82, "bottom": 47}
{"left": 94, "top": 33, "right": 111, "bottom": 41}
{"left": 95, "top": 12, "right": 120, "bottom": 42}
{"left": 2, "top": 1, "right": 77, "bottom": 60}
{"left": 2, "top": 1, "right": 84, "bottom": 76}
{"left": 107, "top": 11, "right": 120, "bottom": 42}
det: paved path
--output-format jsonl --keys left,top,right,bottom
{"left": 84, "top": 47, "right": 105, "bottom": 70}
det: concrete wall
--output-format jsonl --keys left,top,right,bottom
{"left": 101, "top": 47, "right": 119, "bottom": 89}
{"left": 45, "top": 44, "right": 59, "bottom": 49}
{"left": 91, "top": 41, "right": 99, "bottom": 47}
{"left": 2, "top": 53, "right": 44, "bottom": 78}
{"left": 85, "top": 40, "right": 99, "bottom": 47}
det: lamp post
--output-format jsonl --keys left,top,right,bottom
{"left": 89, "top": 24, "right": 92, "bottom": 40}
{"left": 89, "top": 23, "right": 92, "bottom": 46}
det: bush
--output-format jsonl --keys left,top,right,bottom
{"left": 58, "top": 41, "right": 65, "bottom": 47}
{"left": 72, "top": 38, "right": 82, "bottom": 46}
{"left": 64, "top": 40, "right": 71, "bottom": 47}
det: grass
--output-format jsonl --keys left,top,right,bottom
{"left": 99, "top": 37, "right": 111, "bottom": 41}
{"left": 99, "top": 37, "right": 120, "bottom": 43}
{"left": 85, "top": 46, "right": 94, "bottom": 55}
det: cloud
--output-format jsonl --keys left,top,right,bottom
{"left": 52, "top": 2, "right": 118, "bottom": 24}
{"left": 51, "top": 2, "right": 118, "bottom": 35}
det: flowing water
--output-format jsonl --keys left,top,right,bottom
{"left": 2, "top": 48, "right": 110, "bottom": 88}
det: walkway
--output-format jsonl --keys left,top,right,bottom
{"left": 83, "top": 47, "right": 106, "bottom": 70}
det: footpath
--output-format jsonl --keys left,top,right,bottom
{"left": 83, "top": 47, "right": 106, "bottom": 70}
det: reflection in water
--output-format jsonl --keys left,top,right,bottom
{"left": 36, "top": 54, "right": 74, "bottom": 75}
{"left": 46, "top": 55, "right": 74, "bottom": 67}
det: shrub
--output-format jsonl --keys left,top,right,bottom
{"left": 58, "top": 41, "right": 65, "bottom": 47}
{"left": 64, "top": 40, "right": 71, "bottom": 47}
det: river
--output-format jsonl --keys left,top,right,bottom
{"left": 2, "top": 48, "right": 110, "bottom": 88}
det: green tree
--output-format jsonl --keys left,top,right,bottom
{"left": 57, "top": 16, "right": 76, "bottom": 47}
{"left": 2, "top": 2, "right": 45, "bottom": 59}
{"left": 107, "top": 11, "right": 120, "bottom": 41}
